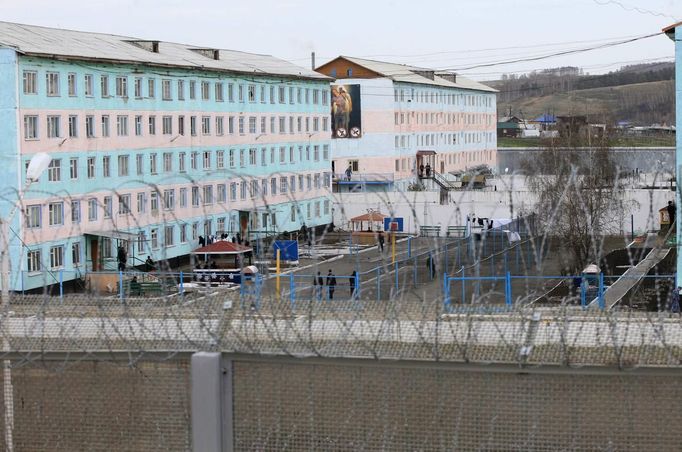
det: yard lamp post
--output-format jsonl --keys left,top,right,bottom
{"left": 0, "top": 151, "right": 51, "bottom": 452}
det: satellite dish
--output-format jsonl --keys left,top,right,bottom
{"left": 26, "top": 152, "right": 52, "bottom": 181}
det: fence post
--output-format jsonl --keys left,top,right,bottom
{"left": 443, "top": 274, "right": 450, "bottom": 312}
{"left": 191, "top": 352, "right": 233, "bottom": 452}
{"left": 505, "top": 271, "right": 512, "bottom": 306}
{"left": 580, "top": 276, "right": 586, "bottom": 309}
{"left": 394, "top": 261, "right": 399, "bottom": 291}
{"left": 376, "top": 267, "right": 381, "bottom": 300}
{"left": 59, "top": 270, "right": 63, "bottom": 301}
{"left": 407, "top": 236, "right": 412, "bottom": 258}
{"left": 598, "top": 272, "right": 605, "bottom": 310}
{"left": 118, "top": 270, "right": 124, "bottom": 302}
{"left": 461, "top": 266, "right": 466, "bottom": 304}
{"left": 355, "top": 272, "right": 360, "bottom": 300}
{"left": 179, "top": 271, "right": 184, "bottom": 295}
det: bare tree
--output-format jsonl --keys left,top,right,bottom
{"left": 523, "top": 134, "right": 630, "bottom": 272}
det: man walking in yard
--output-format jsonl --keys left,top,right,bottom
{"left": 377, "top": 230, "right": 385, "bottom": 252}
{"left": 326, "top": 269, "right": 337, "bottom": 300}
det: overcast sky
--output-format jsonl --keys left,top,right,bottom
{"left": 1, "top": 0, "right": 680, "bottom": 80}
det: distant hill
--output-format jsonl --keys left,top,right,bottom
{"left": 487, "top": 63, "right": 674, "bottom": 125}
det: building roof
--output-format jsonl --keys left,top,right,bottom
{"left": 320, "top": 55, "right": 497, "bottom": 92}
{"left": 497, "top": 121, "right": 521, "bottom": 129}
{"left": 0, "top": 21, "right": 328, "bottom": 80}
{"left": 351, "top": 212, "right": 387, "bottom": 222}
{"left": 191, "top": 241, "right": 252, "bottom": 255}
{"left": 531, "top": 114, "right": 557, "bottom": 123}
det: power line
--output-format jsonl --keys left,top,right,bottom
{"left": 592, "top": 0, "right": 679, "bottom": 20}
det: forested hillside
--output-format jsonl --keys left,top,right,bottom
{"left": 487, "top": 63, "right": 674, "bottom": 125}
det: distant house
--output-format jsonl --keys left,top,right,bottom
{"left": 497, "top": 121, "right": 522, "bottom": 138}
{"left": 556, "top": 115, "right": 588, "bottom": 138}
{"left": 498, "top": 115, "right": 523, "bottom": 124}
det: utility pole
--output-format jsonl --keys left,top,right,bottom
{"left": 311, "top": 52, "right": 315, "bottom": 71}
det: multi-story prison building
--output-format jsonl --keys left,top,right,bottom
{"left": 315, "top": 56, "right": 497, "bottom": 192}
{"left": 0, "top": 22, "right": 332, "bottom": 291}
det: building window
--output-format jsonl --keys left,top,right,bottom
{"left": 116, "top": 76, "right": 128, "bottom": 97}
{"left": 25, "top": 205, "right": 41, "bottom": 229}
{"left": 178, "top": 115, "right": 185, "bottom": 136}
{"left": 227, "top": 83, "right": 234, "bottom": 102}
{"left": 116, "top": 115, "right": 128, "bottom": 136}
{"left": 148, "top": 78, "right": 155, "bottom": 98}
{"left": 191, "top": 152, "right": 198, "bottom": 170}
{"left": 101, "top": 115, "right": 110, "bottom": 137}
{"left": 100, "top": 75, "right": 109, "bottom": 97}
{"left": 151, "top": 228, "right": 159, "bottom": 249}
{"left": 202, "top": 116, "right": 211, "bottom": 135}
{"left": 216, "top": 116, "right": 224, "bottom": 136}
{"left": 248, "top": 84, "right": 256, "bottom": 102}
{"left": 162, "top": 79, "right": 172, "bottom": 100}
{"left": 217, "top": 184, "right": 226, "bottom": 203}
{"left": 249, "top": 148, "right": 256, "bottom": 166}
{"left": 190, "top": 116, "right": 197, "bottom": 136}
{"left": 102, "top": 155, "right": 111, "bottom": 177}
{"left": 179, "top": 188, "right": 187, "bottom": 208}
{"left": 203, "top": 185, "right": 213, "bottom": 204}
{"left": 27, "top": 250, "right": 41, "bottom": 273}
{"left": 189, "top": 80, "right": 196, "bottom": 100}
{"left": 136, "top": 192, "right": 146, "bottom": 213}
{"left": 162, "top": 115, "right": 173, "bottom": 135}
{"left": 71, "top": 200, "right": 81, "bottom": 223}
{"left": 134, "top": 77, "right": 142, "bottom": 98}
{"left": 238, "top": 116, "right": 245, "bottom": 134}
{"left": 85, "top": 115, "right": 95, "bottom": 138}
{"left": 88, "top": 198, "right": 98, "bottom": 221}
{"left": 163, "top": 152, "right": 172, "bottom": 172}
{"left": 203, "top": 151, "right": 211, "bottom": 170}
{"left": 69, "top": 157, "right": 78, "bottom": 179}
{"left": 46, "top": 72, "right": 60, "bottom": 96}
{"left": 278, "top": 86, "right": 285, "bottom": 103}
{"left": 24, "top": 115, "right": 38, "bottom": 140}
{"left": 216, "top": 150, "right": 225, "bottom": 169}
{"left": 149, "top": 153, "right": 158, "bottom": 174}
{"left": 148, "top": 115, "right": 156, "bottom": 135}
{"left": 164, "top": 226, "right": 174, "bottom": 247}
{"left": 135, "top": 115, "right": 142, "bottom": 136}
{"left": 249, "top": 116, "right": 257, "bottom": 134}
{"left": 84, "top": 74, "right": 93, "bottom": 96}
{"left": 238, "top": 84, "right": 244, "bottom": 102}
{"left": 270, "top": 178, "right": 277, "bottom": 196}
{"left": 150, "top": 191, "right": 159, "bottom": 212}
{"left": 215, "top": 82, "right": 224, "bottom": 101}
{"left": 50, "top": 246, "right": 64, "bottom": 269}
{"left": 229, "top": 183, "right": 237, "bottom": 201}
{"left": 103, "top": 196, "right": 112, "bottom": 218}
{"left": 119, "top": 194, "right": 131, "bottom": 215}
{"left": 68, "top": 73, "right": 77, "bottom": 96}
{"left": 72, "top": 242, "right": 81, "bottom": 267}
{"left": 179, "top": 152, "right": 186, "bottom": 172}
{"left": 136, "top": 154, "right": 144, "bottom": 175}
{"left": 163, "top": 189, "right": 174, "bottom": 210}
{"left": 177, "top": 79, "right": 185, "bottom": 100}
{"left": 118, "top": 155, "right": 129, "bottom": 177}
{"left": 229, "top": 149, "right": 235, "bottom": 168}
{"left": 201, "top": 81, "right": 210, "bottom": 100}
{"left": 191, "top": 186, "right": 200, "bottom": 207}
{"left": 23, "top": 71, "right": 37, "bottom": 94}
{"left": 47, "top": 115, "right": 61, "bottom": 138}
{"left": 87, "top": 157, "right": 96, "bottom": 178}
{"left": 48, "top": 202, "right": 64, "bottom": 226}
{"left": 261, "top": 116, "right": 266, "bottom": 134}
{"left": 47, "top": 159, "right": 61, "bottom": 182}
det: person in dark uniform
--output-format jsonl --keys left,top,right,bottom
{"left": 326, "top": 269, "right": 337, "bottom": 300}
{"left": 377, "top": 230, "right": 385, "bottom": 252}
{"left": 667, "top": 201, "right": 676, "bottom": 233}
{"left": 350, "top": 270, "right": 357, "bottom": 298}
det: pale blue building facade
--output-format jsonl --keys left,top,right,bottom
{"left": 0, "top": 22, "right": 332, "bottom": 291}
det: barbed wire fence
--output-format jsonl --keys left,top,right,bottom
{"left": 0, "top": 160, "right": 680, "bottom": 450}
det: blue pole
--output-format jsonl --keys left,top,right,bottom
{"left": 59, "top": 270, "right": 63, "bottom": 301}
{"left": 119, "top": 270, "right": 124, "bottom": 301}
{"left": 395, "top": 261, "right": 399, "bottom": 290}
{"left": 355, "top": 272, "right": 360, "bottom": 300}
{"left": 504, "top": 248, "right": 508, "bottom": 275}
{"left": 443, "top": 274, "right": 450, "bottom": 311}
{"left": 598, "top": 272, "right": 605, "bottom": 310}
{"left": 407, "top": 237, "right": 412, "bottom": 258}
{"left": 580, "top": 275, "right": 586, "bottom": 309}
{"left": 179, "top": 271, "right": 184, "bottom": 295}
{"left": 504, "top": 272, "right": 512, "bottom": 307}
{"left": 290, "top": 274, "right": 295, "bottom": 306}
